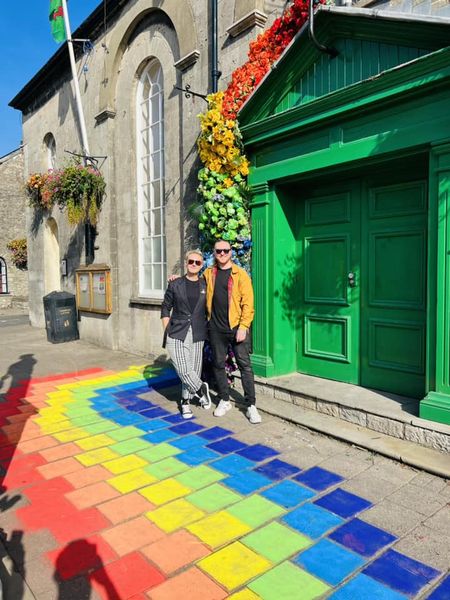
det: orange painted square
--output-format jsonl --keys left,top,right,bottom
{"left": 64, "top": 465, "right": 111, "bottom": 489}
{"left": 40, "top": 442, "right": 81, "bottom": 462}
{"left": 38, "top": 457, "right": 84, "bottom": 479}
{"left": 18, "top": 435, "right": 59, "bottom": 454}
{"left": 97, "top": 492, "right": 155, "bottom": 525}
{"left": 101, "top": 516, "right": 165, "bottom": 557}
{"left": 66, "top": 481, "right": 120, "bottom": 510}
{"left": 147, "top": 567, "right": 227, "bottom": 600}
{"left": 142, "top": 530, "right": 210, "bottom": 575}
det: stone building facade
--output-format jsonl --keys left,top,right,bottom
{"left": 10, "top": 0, "right": 285, "bottom": 355}
{"left": 0, "top": 148, "right": 29, "bottom": 311}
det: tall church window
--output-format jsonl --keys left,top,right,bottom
{"left": 137, "top": 60, "right": 166, "bottom": 297}
{"left": 0, "top": 258, "right": 8, "bottom": 294}
{"left": 44, "top": 133, "right": 57, "bottom": 170}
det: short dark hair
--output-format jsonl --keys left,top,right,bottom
{"left": 214, "top": 239, "right": 231, "bottom": 248}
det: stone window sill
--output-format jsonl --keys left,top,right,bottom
{"left": 129, "top": 296, "right": 163, "bottom": 308}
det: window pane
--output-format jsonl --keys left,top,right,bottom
{"left": 143, "top": 210, "right": 151, "bottom": 235}
{"left": 151, "top": 123, "right": 160, "bottom": 152}
{"left": 153, "top": 265, "right": 162, "bottom": 291}
{"left": 142, "top": 185, "right": 151, "bottom": 210}
{"left": 141, "top": 129, "right": 150, "bottom": 155}
{"left": 152, "top": 180, "right": 161, "bottom": 208}
{"left": 152, "top": 238, "right": 162, "bottom": 262}
{"left": 152, "top": 152, "right": 161, "bottom": 180}
{"left": 141, "top": 100, "right": 149, "bottom": 125}
{"left": 153, "top": 209, "right": 161, "bottom": 235}
{"left": 142, "top": 237, "right": 152, "bottom": 262}
{"left": 151, "top": 95, "right": 160, "bottom": 123}
{"left": 142, "top": 156, "right": 151, "bottom": 183}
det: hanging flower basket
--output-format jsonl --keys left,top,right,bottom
{"left": 7, "top": 238, "right": 27, "bottom": 270}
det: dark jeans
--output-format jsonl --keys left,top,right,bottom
{"left": 209, "top": 326, "right": 256, "bottom": 406}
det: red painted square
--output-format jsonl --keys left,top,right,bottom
{"left": 90, "top": 552, "right": 165, "bottom": 599}
{"left": 51, "top": 507, "right": 111, "bottom": 544}
{"left": 47, "top": 535, "right": 118, "bottom": 580}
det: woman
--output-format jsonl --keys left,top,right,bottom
{"left": 161, "top": 250, "right": 212, "bottom": 418}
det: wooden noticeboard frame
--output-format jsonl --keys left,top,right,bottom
{"left": 75, "top": 264, "right": 112, "bottom": 314}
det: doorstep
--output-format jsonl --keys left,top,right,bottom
{"left": 232, "top": 372, "right": 450, "bottom": 478}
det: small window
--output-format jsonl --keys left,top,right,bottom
{"left": 0, "top": 258, "right": 8, "bottom": 294}
{"left": 44, "top": 133, "right": 57, "bottom": 170}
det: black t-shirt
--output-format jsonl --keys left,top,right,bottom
{"left": 210, "top": 267, "right": 232, "bottom": 332}
{"left": 185, "top": 277, "right": 200, "bottom": 313}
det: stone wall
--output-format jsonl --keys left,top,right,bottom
{"left": 0, "top": 148, "right": 28, "bottom": 310}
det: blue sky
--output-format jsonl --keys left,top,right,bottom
{"left": 0, "top": 1, "right": 100, "bottom": 158}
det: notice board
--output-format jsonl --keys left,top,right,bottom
{"left": 75, "top": 264, "right": 112, "bottom": 314}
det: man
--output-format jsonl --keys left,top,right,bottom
{"left": 203, "top": 239, "right": 261, "bottom": 424}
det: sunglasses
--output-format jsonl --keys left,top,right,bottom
{"left": 187, "top": 259, "right": 202, "bottom": 266}
{"left": 215, "top": 248, "right": 231, "bottom": 255}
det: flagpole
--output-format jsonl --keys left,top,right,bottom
{"left": 61, "top": 0, "right": 90, "bottom": 161}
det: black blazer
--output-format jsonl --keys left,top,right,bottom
{"left": 161, "top": 277, "right": 207, "bottom": 347}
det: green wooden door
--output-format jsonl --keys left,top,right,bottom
{"left": 296, "top": 176, "right": 427, "bottom": 397}
{"left": 297, "top": 182, "right": 361, "bottom": 383}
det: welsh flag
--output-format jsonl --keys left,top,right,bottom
{"left": 49, "top": 0, "right": 66, "bottom": 43}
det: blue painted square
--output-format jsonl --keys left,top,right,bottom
{"left": 363, "top": 549, "right": 441, "bottom": 596}
{"left": 282, "top": 502, "right": 344, "bottom": 539}
{"left": 169, "top": 421, "right": 204, "bottom": 435}
{"left": 329, "top": 518, "right": 397, "bottom": 557}
{"left": 261, "top": 480, "right": 315, "bottom": 508}
{"left": 139, "top": 419, "right": 172, "bottom": 434}
{"left": 178, "top": 446, "right": 221, "bottom": 466}
{"left": 140, "top": 407, "right": 171, "bottom": 419}
{"left": 198, "top": 427, "right": 233, "bottom": 441}
{"left": 143, "top": 429, "right": 178, "bottom": 444}
{"left": 126, "top": 400, "right": 155, "bottom": 412}
{"left": 206, "top": 437, "right": 248, "bottom": 455}
{"left": 315, "top": 488, "right": 372, "bottom": 518}
{"left": 294, "top": 466, "right": 344, "bottom": 491}
{"left": 294, "top": 538, "right": 365, "bottom": 585}
{"left": 223, "top": 471, "right": 272, "bottom": 495}
{"left": 111, "top": 413, "right": 146, "bottom": 425}
{"left": 253, "top": 458, "right": 301, "bottom": 481}
{"left": 163, "top": 413, "right": 193, "bottom": 424}
{"left": 237, "top": 444, "right": 280, "bottom": 462}
{"left": 428, "top": 575, "right": 450, "bottom": 600}
{"left": 328, "top": 574, "right": 408, "bottom": 600}
{"left": 170, "top": 435, "right": 207, "bottom": 450}
{"left": 211, "top": 454, "right": 255, "bottom": 475}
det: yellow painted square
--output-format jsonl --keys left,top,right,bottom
{"left": 75, "top": 434, "right": 116, "bottom": 451}
{"left": 140, "top": 479, "right": 192, "bottom": 506}
{"left": 75, "top": 447, "right": 119, "bottom": 466}
{"left": 187, "top": 511, "right": 251, "bottom": 548}
{"left": 103, "top": 455, "right": 148, "bottom": 475}
{"left": 53, "top": 428, "right": 91, "bottom": 442}
{"left": 108, "top": 468, "right": 157, "bottom": 493}
{"left": 229, "top": 590, "right": 262, "bottom": 600}
{"left": 39, "top": 421, "right": 72, "bottom": 434}
{"left": 35, "top": 410, "right": 67, "bottom": 422}
{"left": 46, "top": 390, "right": 73, "bottom": 399}
{"left": 198, "top": 542, "right": 272, "bottom": 591}
{"left": 146, "top": 499, "right": 204, "bottom": 533}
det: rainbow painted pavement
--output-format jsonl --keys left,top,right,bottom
{"left": 0, "top": 364, "right": 449, "bottom": 599}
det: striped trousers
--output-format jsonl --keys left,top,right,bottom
{"left": 166, "top": 326, "right": 204, "bottom": 400}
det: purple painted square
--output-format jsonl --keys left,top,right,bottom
{"left": 198, "top": 427, "right": 233, "bottom": 441}
{"left": 169, "top": 421, "right": 204, "bottom": 435}
{"left": 237, "top": 444, "right": 280, "bottom": 462}
{"left": 294, "top": 466, "right": 344, "bottom": 491}
{"left": 140, "top": 406, "right": 171, "bottom": 419}
{"left": 329, "top": 518, "right": 397, "bottom": 557}
{"left": 363, "top": 549, "right": 441, "bottom": 596}
{"left": 253, "top": 458, "right": 301, "bottom": 481}
{"left": 328, "top": 574, "right": 408, "bottom": 600}
{"left": 314, "top": 488, "right": 372, "bottom": 518}
{"left": 126, "top": 400, "right": 155, "bottom": 412}
{"left": 428, "top": 575, "right": 450, "bottom": 600}
{"left": 206, "top": 437, "right": 248, "bottom": 455}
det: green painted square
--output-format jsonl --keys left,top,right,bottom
{"left": 175, "top": 465, "right": 225, "bottom": 490}
{"left": 248, "top": 561, "right": 329, "bottom": 600}
{"left": 227, "top": 495, "right": 286, "bottom": 528}
{"left": 110, "top": 438, "right": 152, "bottom": 455}
{"left": 187, "top": 483, "right": 242, "bottom": 512}
{"left": 138, "top": 443, "right": 181, "bottom": 461}
{"left": 108, "top": 426, "right": 145, "bottom": 441}
{"left": 145, "top": 457, "right": 189, "bottom": 479}
{"left": 84, "top": 421, "right": 120, "bottom": 434}
{"left": 241, "top": 522, "right": 311, "bottom": 563}
{"left": 71, "top": 415, "right": 103, "bottom": 428}
{"left": 65, "top": 406, "right": 96, "bottom": 417}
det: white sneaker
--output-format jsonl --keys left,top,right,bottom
{"left": 181, "top": 402, "right": 193, "bottom": 419}
{"left": 214, "top": 399, "right": 232, "bottom": 417}
{"left": 246, "top": 405, "right": 262, "bottom": 424}
{"left": 197, "top": 382, "right": 212, "bottom": 410}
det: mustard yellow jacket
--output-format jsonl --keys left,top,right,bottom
{"left": 203, "top": 263, "right": 255, "bottom": 331}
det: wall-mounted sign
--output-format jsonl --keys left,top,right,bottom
{"left": 60, "top": 258, "right": 68, "bottom": 277}
{"left": 75, "top": 264, "right": 112, "bottom": 314}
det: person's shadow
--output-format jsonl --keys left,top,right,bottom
{"left": 0, "top": 529, "right": 25, "bottom": 600}
{"left": 55, "top": 539, "right": 120, "bottom": 599}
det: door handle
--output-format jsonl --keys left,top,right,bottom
{"left": 348, "top": 272, "right": 356, "bottom": 287}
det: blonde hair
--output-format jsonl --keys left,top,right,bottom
{"left": 185, "top": 249, "right": 203, "bottom": 262}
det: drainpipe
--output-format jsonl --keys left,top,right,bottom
{"left": 211, "top": 0, "right": 221, "bottom": 92}
{"left": 308, "top": 0, "right": 338, "bottom": 58}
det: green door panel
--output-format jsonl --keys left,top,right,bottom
{"left": 297, "top": 184, "right": 360, "bottom": 383}
{"left": 361, "top": 180, "right": 427, "bottom": 397}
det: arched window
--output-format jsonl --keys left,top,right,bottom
{"left": 137, "top": 60, "right": 166, "bottom": 297}
{"left": 0, "top": 258, "right": 8, "bottom": 294}
{"left": 44, "top": 133, "right": 57, "bottom": 170}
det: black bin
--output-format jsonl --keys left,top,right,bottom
{"left": 43, "top": 291, "right": 79, "bottom": 343}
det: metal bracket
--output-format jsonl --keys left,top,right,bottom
{"left": 173, "top": 84, "right": 208, "bottom": 102}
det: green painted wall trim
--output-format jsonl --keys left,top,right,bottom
{"left": 420, "top": 392, "right": 450, "bottom": 426}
